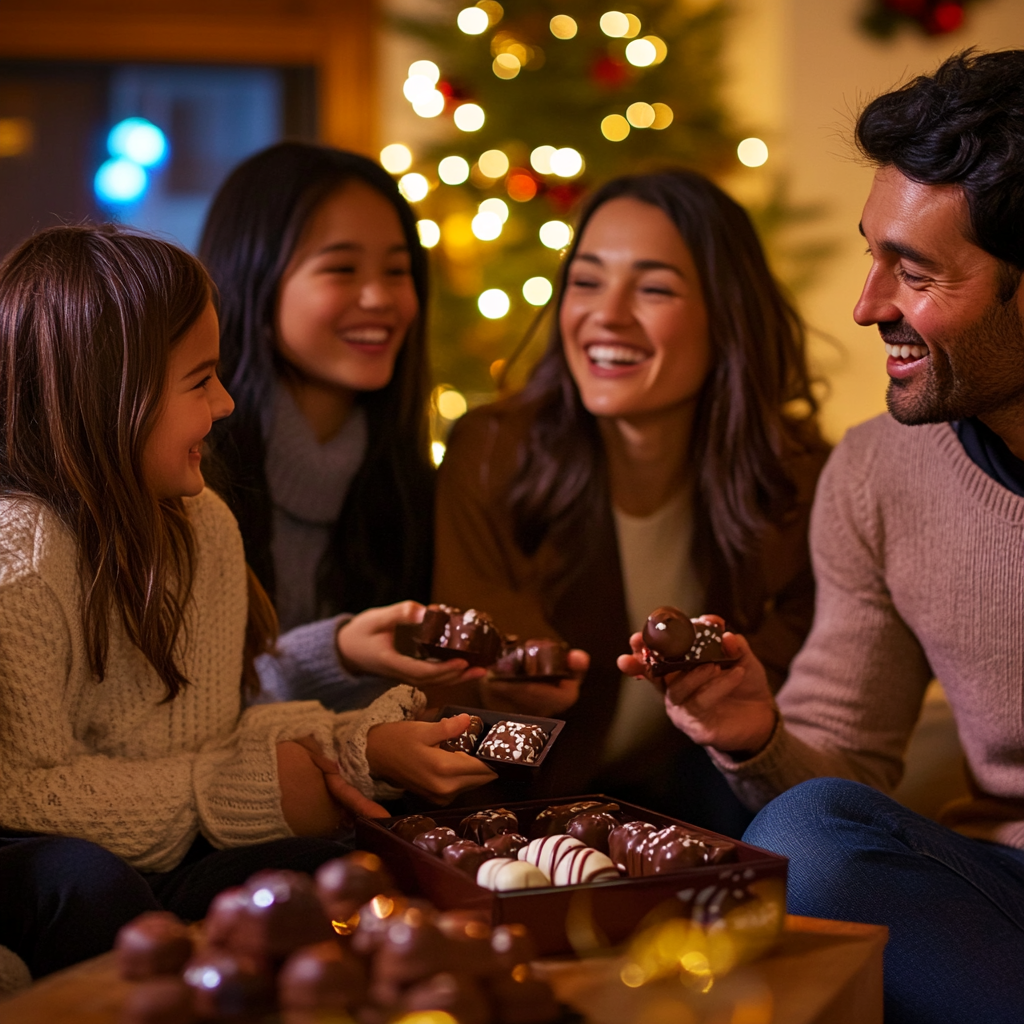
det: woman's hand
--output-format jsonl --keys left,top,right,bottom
{"left": 480, "top": 648, "right": 589, "bottom": 718}
{"left": 618, "top": 624, "right": 776, "bottom": 755}
{"left": 276, "top": 735, "right": 388, "bottom": 836}
{"left": 365, "top": 714, "right": 498, "bottom": 803}
{"left": 337, "top": 601, "right": 487, "bottom": 688}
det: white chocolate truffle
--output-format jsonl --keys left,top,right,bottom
{"left": 552, "top": 846, "right": 619, "bottom": 885}
{"left": 518, "top": 835, "right": 585, "bottom": 879}
{"left": 476, "top": 858, "right": 550, "bottom": 891}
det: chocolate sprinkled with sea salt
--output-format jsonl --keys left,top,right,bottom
{"left": 476, "top": 721, "right": 548, "bottom": 764}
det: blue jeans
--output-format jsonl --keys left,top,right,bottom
{"left": 744, "top": 778, "right": 1024, "bottom": 1024}
{"left": 0, "top": 831, "right": 351, "bottom": 978}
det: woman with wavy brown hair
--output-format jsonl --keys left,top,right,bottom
{"left": 435, "top": 170, "right": 829, "bottom": 833}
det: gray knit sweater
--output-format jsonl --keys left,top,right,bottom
{"left": 713, "top": 415, "right": 1024, "bottom": 848}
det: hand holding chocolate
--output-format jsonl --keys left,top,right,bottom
{"left": 640, "top": 605, "right": 738, "bottom": 677}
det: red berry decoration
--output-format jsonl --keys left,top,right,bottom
{"left": 862, "top": 0, "right": 975, "bottom": 38}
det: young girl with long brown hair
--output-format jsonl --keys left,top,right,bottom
{"left": 435, "top": 171, "right": 830, "bottom": 833}
{"left": 0, "top": 224, "right": 486, "bottom": 982}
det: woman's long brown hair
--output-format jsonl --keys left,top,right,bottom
{"left": 508, "top": 171, "right": 826, "bottom": 627}
{"left": 0, "top": 224, "right": 274, "bottom": 700}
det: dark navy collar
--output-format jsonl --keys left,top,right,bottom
{"left": 953, "top": 418, "right": 1024, "bottom": 498}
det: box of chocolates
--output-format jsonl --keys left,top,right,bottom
{"left": 356, "top": 795, "right": 788, "bottom": 957}
{"left": 434, "top": 705, "right": 565, "bottom": 773}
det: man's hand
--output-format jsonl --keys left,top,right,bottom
{"left": 365, "top": 714, "right": 498, "bottom": 803}
{"left": 480, "top": 648, "right": 589, "bottom": 717}
{"left": 337, "top": 601, "right": 487, "bottom": 688}
{"left": 617, "top": 624, "right": 776, "bottom": 756}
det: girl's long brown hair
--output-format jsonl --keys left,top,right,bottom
{"left": 508, "top": 171, "right": 826, "bottom": 626}
{"left": 0, "top": 224, "right": 273, "bottom": 700}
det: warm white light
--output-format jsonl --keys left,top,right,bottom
{"left": 431, "top": 441, "right": 447, "bottom": 466}
{"left": 493, "top": 53, "right": 521, "bottom": 80}
{"left": 379, "top": 143, "right": 413, "bottom": 173}
{"left": 412, "top": 91, "right": 446, "bottom": 118}
{"left": 625, "top": 38, "right": 657, "bottom": 67}
{"left": 549, "top": 14, "right": 577, "bottom": 39}
{"left": 416, "top": 219, "right": 441, "bottom": 247}
{"left": 457, "top": 7, "right": 489, "bottom": 33}
{"left": 478, "top": 149, "right": 509, "bottom": 178}
{"left": 438, "top": 155, "right": 470, "bottom": 184}
{"left": 437, "top": 389, "right": 468, "bottom": 419}
{"left": 549, "top": 147, "right": 583, "bottom": 178}
{"left": 454, "top": 103, "right": 485, "bottom": 132}
{"left": 626, "top": 102, "right": 655, "bottom": 128}
{"left": 623, "top": 13, "right": 642, "bottom": 37}
{"left": 403, "top": 75, "right": 436, "bottom": 103}
{"left": 737, "top": 137, "right": 769, "bottom": 167}
{"left": 398, "top": 172, "right": 429, "bottom": 202}
{"left": 478, "top": 197, "right": 509, "bottom": 223}
{"left": 600, "top": 11, "right": 630, "bottom": 37}
{"left": 478, "top": 288, "right": 511, "bottom": 318}
{"left": 601, "top": 114, "right": 630, "bottom": 142}
{"left": 471, "top": 211, "right": 503, "bottom": 240}
{"left": 408, "top": 60, "right": 440, "bottom": 84}
{"left": 651, "top": 102, "right": 674, "bottom": 129}
{"left": 529, "top": 145, "right": 556, "bottom": 174}
{"left": 539, "top": 220, "right": 572, "bottom": 249}
{"left": 523, "top": 276, "right": 553, "bottom": 305}
{"left": 646, "top": 35, "right": 668, "bottom": 64}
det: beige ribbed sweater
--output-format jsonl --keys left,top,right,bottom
{"left": 0, "top": 487, "right": 423, "bottom": 873}
{"left": 714, "top": 414, "right": 1024, "bottom": 848}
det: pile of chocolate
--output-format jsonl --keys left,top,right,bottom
{"left": 390, "top": 801, "right": 736, "bottom": 892}
{"left": 115, "top": 851, "right": 562, "bottom": 1024}
{"left": 640, "top": 606, "right": 737, "bottom": 678}
{"left": 412, "top": 604, "right": 571, "bottom": 681}
{"left": 441, "top": 715, "right": 550, "bottom": 765}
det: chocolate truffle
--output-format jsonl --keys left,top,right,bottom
{"left": 439, "top": 715, "right": 484, "bottom": 754}
{"left": 641, "top": 606, "right": 735, "bottom": 677}
{"left": 390, "top": 814, "right": 438, "bottom": 843}
{"left": 435, "top": 913, "right": 493, "bottom": 976}
{"left": 529, "top": 800, "right": 618, "bottom": 838}
{"left": 608, "top": 820, "right": 657, "bottom": 876}
{"left": 492, "top": 638, "right": 572, "bottom": 681}
{"left": 413, "top": 827, "right": 461, "bottom": 857}
{"left": 705, "top": 838, "right": 738, "bottom": 865}
{"left": 315, "top": 851, "right": 394, "bottom": 927}
{"left": 227, "top": 870, "right": 333, "bottom": 961}
{"left": 489, "top": 924, "right": 537, "bottom": 974}
{"left": 373, "top": 907, "right": 454, "bottom": 987}
{"left": 402, "top": 971, "right": 490, "bottom": 1024}
{"left": 484, "top": 832, "right": 529, "bottom": 858}
{"left": 119, "top": 978, "right": 197, "bottom": 1024}
{"left": 416, "top": 604, "right": 503, "bottom": 667}
{"left": 115, "top": 911, "right": 193, "bottom": 981}
{"left": 551, "top": 846, "right": 619, "bottom": 886}
{"left": 565, "top": 811, "right": 620, "bottom": 854}
{"left": 278, "top": 940, "right": 367, "bottom": 1012}
{"left": 202, "top": 886, "right": 247, "bottom": 948}
{"left": 182, "top": 949, "right": 274, "bottom": 1020}
{"left": 351, "top": 896, "right": 434, "bottom": 956}
{"left": 477, "top": 721, "right": 548, "bottom": 764}
{"left": 476, "top": 858, "right": 550, "bottom": 892}
{"left": 459, "top": 808, "right": 518, "bottom": 843}
{"left": 442, "top": 840, "right": 497, "bottom": 877}
{"left": 488, "top": 969, "right": 561, "bottom": 1024}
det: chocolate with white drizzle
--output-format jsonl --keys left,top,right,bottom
{"left": 640, "top": 605, "right": 737, "bottom": 677}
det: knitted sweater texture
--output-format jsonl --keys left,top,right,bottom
{"left": 0, "top": 488, "right": 423, "bottom": 872}
{"left": 713, "top": 414, "right": 1024, "bottom": 847}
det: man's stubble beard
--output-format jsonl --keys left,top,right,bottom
{"left": 884, "top": 297, "right": 1024, "bottom": 426}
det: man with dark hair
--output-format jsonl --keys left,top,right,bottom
{"left": 620, "top": 50, "right": 1024, "bottom": 1022}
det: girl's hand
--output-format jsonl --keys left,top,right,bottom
{"left": 276, "top": 735, "right": 387, "bottom": 836}
{"left": 480, "top": 649, "right": 589, "bottom": 718}
{"left": 337, "top": 601, "right": 487, "bottom": 688}
{"left": 617, "top": 627, "right": 776, "bottom": 755}
{"left": 365, "top": 714, "right": 498, "bottom": 803}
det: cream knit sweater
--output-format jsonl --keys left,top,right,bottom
{"left": 713, "top": 414, "right": 1024, "bottom": 848}
{"left": 0, "top": 487, "right": 424, "bottom": 873}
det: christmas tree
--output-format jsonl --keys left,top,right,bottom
{"left": 384, "top": 0, "right": 781, "bottom": 446}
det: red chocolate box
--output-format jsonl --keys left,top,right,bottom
{"left": 355, "top": 795, "right": 787, "bottom": 957}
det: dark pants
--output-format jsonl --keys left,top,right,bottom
{"left": 0, "top": 830, "right": 351, "bottom": 979}
{"left": 744, "top": 778, "right": 1024, "bottom": 1024}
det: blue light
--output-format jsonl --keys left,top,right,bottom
{"left": 107, "top": 117, "right": 167, "bottom": 167}
{"left": 94, "top": 158, "right": 148, "bottom": 204}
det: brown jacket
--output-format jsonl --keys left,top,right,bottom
{"left": 434, "top": 397, "right": 829, "bottom": 796}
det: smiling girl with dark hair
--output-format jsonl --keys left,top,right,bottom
{"left": 435, "top": 170, "right": 829, "bottom": 830}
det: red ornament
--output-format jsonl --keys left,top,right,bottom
{"left": 929, "top": 1, "right": 965, "bottom": 32}
{"left": 507, "top": 171, "right": 539, "bottom": 203}
{"left": 589, "top": 55, "right": 630, "bottom": 89}
{"left": 546, "top": 182, "right": 586, "bottom": 213}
